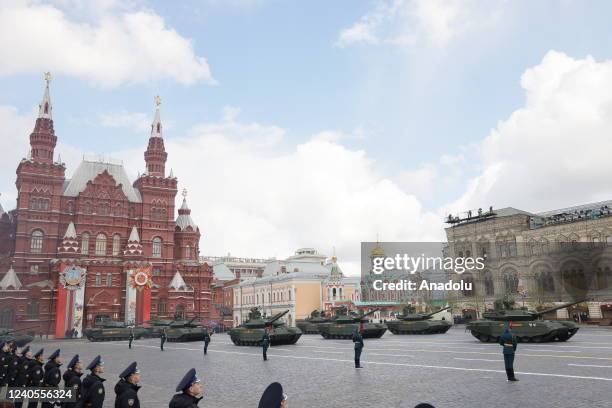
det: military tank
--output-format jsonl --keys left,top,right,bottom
{"left": 467, "top": 299, "right": 585, "bottom": 343}
{"left": 0, "top": 327, "right": 35, "bottom": 347}
{"left": 229, "top": 308, "right": 302, "bottom": 346}
{"left": 318, "top": 307, "right": 386, "bottom": 339}
{"left": 165, "top": 317, "right": 210, "bottom": 342}
{"left": 386, "top": 305, "right": 452, "bottom": 335}
{"left": 142, "top": 316, "right": 175, "bottom": 338}
{"left": 83, "top": 320, "right": 149, "bottom": 342}
{"left": 296, "top": 310, "right": 330, "bottom": 334}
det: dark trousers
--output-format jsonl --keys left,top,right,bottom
{"left": 129, "top": 339, "right": 133, "bottom": 349}
{"left": 204, "top": 341, "right": 209, "bottom": 355}
{"left": 161, "top": 339, "right": 165, "bottom": 351}
{"left": 354, "top": 347, "right": 362, "bottom": 367}
{"left": 263, "top": 345, "right": 268, "bottom": 361}
{"left": 504, "top": 353, "right": 516, "bottom": 380}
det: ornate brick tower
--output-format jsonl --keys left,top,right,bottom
{"left": 144, "top": 95, "right": 168, "bottom": 177}
{"left": 14, "top": 73, "right": 66, "bottom": 280}
{"left": 174, "top": 189, "right": 201, "bottom": 261}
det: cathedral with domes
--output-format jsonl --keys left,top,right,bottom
{"left": 0, "top": 74, "right": 212, "bottom": 336}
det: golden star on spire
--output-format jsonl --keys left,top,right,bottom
{"left": 154, "top": 95, "right": 162, "bottom": 107}
{"left": 44, "top": 72, "right": 52, "bottom": 83}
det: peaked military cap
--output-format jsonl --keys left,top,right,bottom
{"left": 48, "top": 349, "right": 60, "bottom": 360}
{"left": 33, "top": 348, "right": 44, "bottom": 359}
{"left": 67, "top": 354, "right": 80, "bottom": 370}
{"left": 86, "top": 355, "right": 104, "bottom": 371}
{"left": 20, "top": 346, "right": 30, "bottom": 356}
{"left": 175, "top": 368, "right": 199, "bottom": 392}
{"left": 414, "top": 404, "right": 435, "bottom": 408}
{"left": 258, "top": 382, "right": 284, "bottom": 408}
{"left": 119, "top": 361, "right": 139, "bottom": 379}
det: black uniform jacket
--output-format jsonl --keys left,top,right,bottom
{"left": 114, "top": 379, "right": 140, "bottom": 408}
{"left": 169, "top": 392, "right": 202, "bottom": 408}
{"left": 80, "top": 373, "right": 106, "bottom": 408}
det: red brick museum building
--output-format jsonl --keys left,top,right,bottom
{"left": 0, "top": 76, "right": 213, "bottom": 337}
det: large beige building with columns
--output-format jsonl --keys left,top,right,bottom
{"left": 231, "top": 248, "right": 360, "bottom": 326}
{"left": 445, "top": 203, "right": 612, "bottom": 320}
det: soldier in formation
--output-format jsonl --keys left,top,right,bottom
{"left": 62, "top": 354, "right": 83, "bottom": 408}
{"left": 352, "top": 326, "right": 364, "bottom": 369}
{"left": 114, "top": 361, "right": 141, "bottom": 408}
{"left": 12, "top": 346, "right": 32, "bottom": 408}
{"left": 499, "top": 323, "right": 519, "bottom": 382}
{"left": 169, "top": 368, "right": 202, "bottom": 408}
{"left": 41, "top": 349, "right": 62, "bottom": 408}
{"left": 26, "top": 349, "right": 44, "bottom": 408}
{"left": 80, "top": 355, "right": 106, "bottom": 408}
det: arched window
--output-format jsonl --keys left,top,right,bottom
{"left": 84, "top": 202, "right": 92, "bottom": 214}
{"left": 332, "top": 288, "right": 337, "bottom": 299}
{"left": 27, "top": 300, "right": 39, "bottom": 319}
{"left": 158, "top": 298, "right": 167, "bottom": 314}
{"left": 503, "top": 271, "right": 519, "bottom": 294}
{"left": 0, "top": 308, "right": 15, "bottom": 329}
{"left": 95, "top": 234, "right": 107, "bottom": 256}
{"left": 175, "top": 305, "right": 185, "bottom": 319}
{"left": 112, "top": 234, "right": 121, "bottom": 256}
{"left": 152, "top": 237, "right": 162, "bottom": 258}
{"left": 81, "top": 232, "right": 90, "bottom": 255}
{"left": 30, "top": 230, "right": 43, "bottom": 253}
{"left": 338, "top": 288, "right": 343, "bottom": 299}
{"left": 185, "top": 245, "right": 191, "bottom": 259}
{"left": 95, "top": 273, "right": 101, "bottom": 286}
{"left": 98, "top": 202, "right": 109, "bottom": 216}
{"left": 67, "top": 201, "right": 74, "bottom": 214}
{"left": 106, "top": 273, "right": 113, "bottom": 287}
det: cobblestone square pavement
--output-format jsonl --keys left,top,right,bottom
{"left": 26, "top": 326, "right": 612, "bottom": 408}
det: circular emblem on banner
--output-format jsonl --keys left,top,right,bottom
{"left": 129, "top": 267, "right": 153, "bottom": 290}
{"left": 59, "top": 266, "right": 87, "bottom": 290}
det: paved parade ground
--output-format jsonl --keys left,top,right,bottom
{"left": 25, "top": 326, "right": 612, "bottom": 408}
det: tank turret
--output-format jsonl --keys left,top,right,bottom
{"left": 296, "top": 310, "right": 330, "bottom": 334}
{"left": 386, "top": 306, "right": 452, "bottom": 335}
{"left": 318, "top": 308, "right": 386, "bottom": 339}
{"left": 482, "top": 299, "right": 587, "bottom": 322}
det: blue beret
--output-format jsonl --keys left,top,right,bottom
{"left": 86, "top": 355, "right": 104, "bottom": 371}
{"left": 67, "top": 355, "right": 80, "bottom": 370}
{"left": 258, "top": 382, "right": 284, "bottom": 408}
{"left": 119, "top": 362, "right": 139, "bottom": 379}
{"left": 20, "top": 346, "right": 30, "bottom": 356}
{"left": 48, "top": 349, "right": 60, "bottom": 360}
{"left": 175, "top": 368, "right": 200, "bottom": 392}
{"left": 34, "top": 349, "right": 44, "bottom": 359}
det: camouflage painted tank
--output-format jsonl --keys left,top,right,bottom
{"left": 296, "top": 310, "right": 329, "bottom": 334}
{"left": 467, "top": 299, "right": 584, "bottom": 343}
{"left": 166, "top": 317, "right": 210, "bottom": 342}
{"left": 318, "top": 307, "right": 386, "bottom": 339}
{"left": 0, "top": 328, "right": 35, "bottom": 347}
{"left": 229, "top": 309, "right": 302, "bottom": 346}
{"left": 387, "top": 306, "right": 452, "bottom": 335}
{"left": 143, "top": 316, "right": 176, "bottom": 338}
{"left": 83, "top": 320, "right": 148, "bottom": 342}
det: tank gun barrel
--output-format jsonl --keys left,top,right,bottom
{"left": 268, "top": 309, "right": 289, "bottom": 324}
{"left": 354, "top": 308, "right": 379, "bottom": 321}
{"left": 423, "top": 306, "right": 450, "bottom": 318}
{"left": 535, "top": 299, "right": 588, "bottom": 316}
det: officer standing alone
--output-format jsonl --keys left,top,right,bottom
{"left": 128, "top": 330, "right": 134, "bottom": 349}
{"left": 80, "top": 355, "right": 106, "bottom": 408}
{"left": 169, "top": 368, "right": 203, "bottom": 408}
{"left": 499, "top": 323, "right": 518, "bottom": 382}
{"left": 352, "top": 326, "right": 364, "bottom": 369}
{"left": 160, "top": 329, "right": 167, "bottom": 351}
{"left": 261, "top": 327, "right": 270, "bottom": 361}
{"left": 114, "top": 362, "right": 141, "bottom": 408}
{"left": 203, "top": 330, "right": 211, "bottom": 355}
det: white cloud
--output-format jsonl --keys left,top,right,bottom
{"left": 445, "top": 51, "right": 612, "bottom": 215}
{"left": 0, "top": 1, "right": 215, "bottom": 86}
{"left": 98, "top": 110, "right": 149, "bottom": 131}
{"left": 337, "top": 0, "right": 505, "bottom": 48}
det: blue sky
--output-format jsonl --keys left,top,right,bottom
{"left": 3, "top": 1, "right": 612, "bottom": 271}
